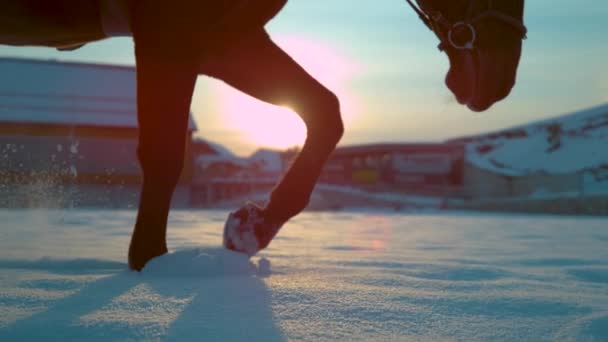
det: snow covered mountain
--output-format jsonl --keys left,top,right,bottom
{"left": 454, "top": 103, "right": 608, "bottom": 176}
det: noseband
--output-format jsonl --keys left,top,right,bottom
{"left": 406, "top": 0, "right": 527, "bottom": 51}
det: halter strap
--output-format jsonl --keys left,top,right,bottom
{"left": 405, "top": 0, "right": 433, "bottom": 30}
{"left": 405, "top": 0, "right": 527, "bottom": 50}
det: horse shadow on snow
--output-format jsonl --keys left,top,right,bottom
{"left": 0, "top": 247, "right": 284, "bottom": 341}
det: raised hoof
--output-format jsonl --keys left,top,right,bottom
{"left": 223, "top": 202, "right": 283, "bottom": 256}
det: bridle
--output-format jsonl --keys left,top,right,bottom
{"left": 405, "top": 0, "right": 527, "bottom": 51}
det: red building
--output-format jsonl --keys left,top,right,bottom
{"left": 319, "top": 143, "right": 464, "bottom": 190}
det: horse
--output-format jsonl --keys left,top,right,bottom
{"left": 0, "top": 0, "right": 527, "bottom": 271}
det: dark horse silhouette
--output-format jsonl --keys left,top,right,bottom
{"left": 0, "top": 0, "right": 526, "bottom": 270}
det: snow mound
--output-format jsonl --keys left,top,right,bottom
{"left": 142, "top": 248, "right": 257, "bottom": 277}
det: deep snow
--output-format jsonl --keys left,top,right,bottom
{"left": 0, "top": 209, "right": 607, "bottom": 341}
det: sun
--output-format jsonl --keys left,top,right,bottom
{"left": 217, "top": 90, "right": 307, "bottom": 150}
{"left": 212, "top": 35, "right": 362, "bottom": 151}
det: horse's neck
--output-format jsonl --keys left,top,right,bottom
{"left": 491, "top": 0, "right": 525, "bottom": 19}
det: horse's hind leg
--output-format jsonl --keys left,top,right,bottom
{"left": 128, "top": 34, "right": 199, "bottom": 271}
{"left": 200, "top": 30, "right": 344, "bottom": 227}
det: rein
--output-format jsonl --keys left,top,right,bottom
{"left": 405, "top": 0, "right": 527, "bottom": 51}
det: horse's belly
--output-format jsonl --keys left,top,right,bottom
{"left": 206, "top": 0, "right": 288, "bottom": 50}
{"left": 0, "top": 0, "right": 105, "bottom": 48}
{"left": 224, "top": 0, "right": 288, "bottom": 30}
{"left": 131, "top": 0, "right": 288, "bottom": 57}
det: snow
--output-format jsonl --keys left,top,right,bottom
{"left": 316, "top": 183, "right": 444, "bottom": 207}
{"left": 194, "top": 138, "right": 237, "bottom": 159}
{"left": 464, "top": 103, "right": 608, "bottom": 176}
{"left": 1, "top": 209, "right": 607, "bottom": 341}
{"left": 466, "top": 131, "right": 608, "bottom": 176}
{"left": 249, "top": 149, "right": 284, "bottom": 173}
{"left": 223, "top": 204, "right": 266, "bottom": 256}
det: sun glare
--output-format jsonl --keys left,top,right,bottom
{"left": 222, "top": 95, "right": 307, "bottom": 150}
{"left": 212, "top": 35, "right": 362, "bottom": 151}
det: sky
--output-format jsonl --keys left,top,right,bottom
{"left": 1, "top": 0, "right": 607, "bottom": 156}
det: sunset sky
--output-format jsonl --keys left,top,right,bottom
{"left": 1, "top": 0, "right": 606, "bottom": 156}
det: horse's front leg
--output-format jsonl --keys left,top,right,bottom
{"left": 128, "top": 41, "right": 198, "bottom": 271}
{"left": 201, "top": 30, "right": 344, "bottom": 248}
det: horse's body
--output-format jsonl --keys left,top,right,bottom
{"left": 0, "top": 0, "right": 526, "bottom": 270}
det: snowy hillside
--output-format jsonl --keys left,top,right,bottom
{"left": 456, "top": 104, "right": 608, "bottom": 176}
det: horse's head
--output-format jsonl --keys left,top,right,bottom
{"left": 411, "top": 0, "right": 526, "bottom": 112}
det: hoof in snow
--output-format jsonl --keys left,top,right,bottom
{"left": 223, "top": 202, "right": 283, "bottom": 256}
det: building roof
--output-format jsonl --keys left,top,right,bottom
{"left": 0, "top": 57, "right": 196, "bottom": 131}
